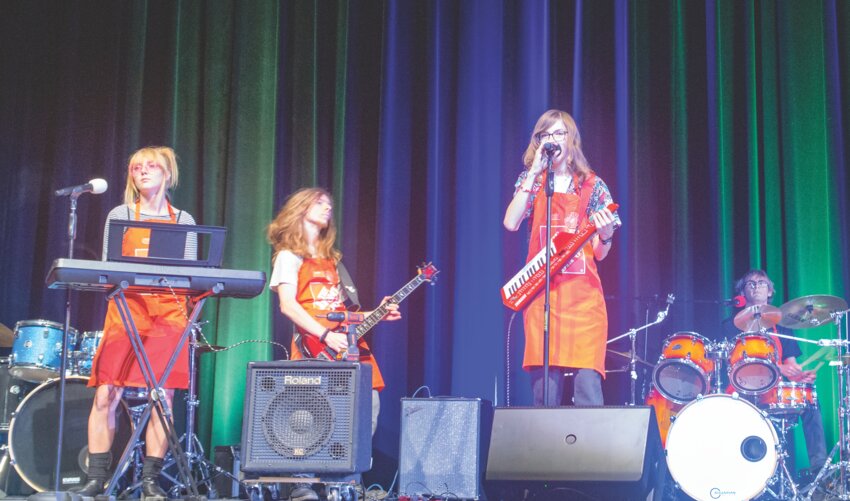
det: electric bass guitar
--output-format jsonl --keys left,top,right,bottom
{"left": 301, "top": 262, "right": 439, "bottom": 360}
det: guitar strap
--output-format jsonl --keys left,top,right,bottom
{"left": 336, "top": 261, "right": 361, "bottom": 312}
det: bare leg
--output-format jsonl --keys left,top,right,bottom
{"left": 145, "top": 389, "right": 175, "bottom": 458}
{"left": 88, "top": 384, "right": 124, "bottom": 453}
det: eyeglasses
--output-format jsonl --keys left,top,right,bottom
{"left": 744, "top": 280, "right": 770, "bottom": 290}
{"left": 130, "top": 163, "right": 162, "bottom": 175}
{"left": 537, "top": 130, "right": 568, "bottom": 142}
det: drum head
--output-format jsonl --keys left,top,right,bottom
{"left": 730, "top": 362, "right": 779, "bottom": 395}
{"left": 653, "top": 361, "right": 707, "bottom": 403}
{"left": 8, "top": 376, "right": 132, "bottom": 492}
{"left": 666, "top": 394, "right": 778, "bottom": 501}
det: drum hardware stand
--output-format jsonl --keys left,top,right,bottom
{"left": 101, "top": 282, "right": 221, "bottom": 501}
{"left": 763, "top": 416, "right": 802, "bottom": 501}
{"left": 157, "top": 327, "right": 242, "bottom": 499}
{"left": 114, "top": 401, "right": 148, "bottom": 499}
{"left": 607, "top": 294, "right": 674, "bottom": 405}
{"left": 805, "top": 309, "right": 850, "bottom": 501}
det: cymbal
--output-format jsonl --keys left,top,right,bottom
{"left": 0, "top": 323, "right": 14, "bottom": 348}
{"left": 734, "top": 304, "right": 782, "bottom": 332}
{"left": 607, "top": 349, "right": 653, "bottom": 368}
{"left": 194, "top": 343, "right": 224, "bottom": 354}
{"left": 780, "top": 295, "right": 849, "bottom": 329}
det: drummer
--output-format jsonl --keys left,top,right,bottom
{"left": 720, "top": 269, "right": 827, "bottom": 481}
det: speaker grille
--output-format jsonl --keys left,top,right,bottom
{"left": 262, "top": 386, "right": 334, "bottom": 457}
{"left": 241, "top": 361, "right": 371, "bottom": 474}
{"left": 399, "top": 398, "right": 490, "bottom": 499}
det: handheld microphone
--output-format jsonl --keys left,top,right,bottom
{"left": 55, "top": 178, "right": 108, "bottom": 197}
{"left": 722, "top": 295, "right": 747, "bottom": 308}
{"left": 543, "top": 142, "right": 561, "bottom": 157}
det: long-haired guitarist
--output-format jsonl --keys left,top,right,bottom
{"left": 267, "top": 187, "right": 400, "bottom": 430}
{"left": 503, "top": 109, "right": 620, "bottom": 407}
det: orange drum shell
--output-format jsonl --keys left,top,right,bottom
{"left": 759, "top": 382, "right": 817, "bottom": 410}
{"left": 645, "top": 386, "right": 683, "bottom": 447}
{"left": 660, "top": 333, "right": 715, "bottom": 374}
{"left": 729, "top": 334, "right": 778, "bottom": 366}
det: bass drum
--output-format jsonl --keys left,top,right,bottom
{"left": 665, "top": 394, "right": 778, "bottom": 501}
{"left": 8, "top": 376, "right": 133, "bottom": 492}
{"left": 0, "top": 356, "right": 34, "bottom": 432}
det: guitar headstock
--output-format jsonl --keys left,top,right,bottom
{"left": 418, "top": 262, "right": 440, "bottom": 283}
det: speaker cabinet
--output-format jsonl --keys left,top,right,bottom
{"left": 398, "top": 398, "right": 492, "bottom": 500}
{"left": 240, "top": 360, "right": 372, "bottom": 474}
{"left": 485, "top": 406, "right": 663, "bottom": 499}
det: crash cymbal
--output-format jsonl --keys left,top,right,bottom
{"left": 0, "top": 323, "right": 14, "bottom": 348}
{"left": 607, "top": 349, "right": 654, "bottom": 368}
{"left": 779, "top": 295, "right": 849, "bottom": 329}
{"left": 733, "top": 304, "right": 782, "bottom": 332}
{"left": 194, "top": 343, "right": 225, "bottom": 354}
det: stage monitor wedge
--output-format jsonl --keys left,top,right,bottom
{"left": 485, "top": 406, "right": 663, "bottom": 499}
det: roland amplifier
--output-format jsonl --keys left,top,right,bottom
{"left": 240, "top": 360, "right": 372, "bottom": 474}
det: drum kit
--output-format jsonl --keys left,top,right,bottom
{"left": 0, "top": 319, "right": 226, "bottom": 497}
{"left": 635, "top": 295, "right": 850, "bottom": 501}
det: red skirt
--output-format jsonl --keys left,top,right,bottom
{"left": 88, "top": 293, "right": 190, "bottom": 389}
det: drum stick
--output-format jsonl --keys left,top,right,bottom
{"left": 800, "top": 346, "right": 833, "bottom": 367}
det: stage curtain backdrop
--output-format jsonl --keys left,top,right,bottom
{"left": 2, "top": 0, "right": 849, "bottom": 475}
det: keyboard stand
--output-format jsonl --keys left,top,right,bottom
{"left": 101, "top": 281, "right": 218, "bottom": 500}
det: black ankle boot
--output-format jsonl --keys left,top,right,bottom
{"left": 141, "top": 456, "right": 168, "bottom": 500}
{"left": 71, "top": 452, "right": 112, "bottom": 497}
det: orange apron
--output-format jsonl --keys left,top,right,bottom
{"left": 291, "top": 257, "right": 385, "bottom": 391}
{"left": 522, "top": 176, "right": 608, "bottom": 376}
{"left": 88, "top": 201, "right": 190, "bottom": 389}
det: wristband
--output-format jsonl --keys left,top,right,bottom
{"left": 600, "top": 235, "right": 614, "bottom": 246}
{"left": 319, "top": 328, "right": 330, "bottom": 343}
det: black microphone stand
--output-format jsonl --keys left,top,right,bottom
{"left": 38, "top": 194, "right": 81, "bottom": 501}
{"left": 542, "top": 152, "right": 556, "bottom": 407}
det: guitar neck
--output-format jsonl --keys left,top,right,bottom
{"left": 355, "top": 274, "right": 428, "bottom": 338}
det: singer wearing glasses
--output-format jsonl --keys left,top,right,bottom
{"left": 75, "top": 146, "right": 197, "bottom": 499}
{"left": 503, "top": 109, "right": 620, "bottom": 407}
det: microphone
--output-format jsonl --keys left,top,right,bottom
{"left": 54, "top": 178, "right": 108, "bottom": 197}
{"left": 320, "top": 311, "right": 365, "bottom": 323}
{"left": 543, "top": 142, "right": 561, "bottom": 157}
{"left": 722, "top": 295, "right": 747, "bottom": 308}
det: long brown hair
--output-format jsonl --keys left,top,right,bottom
{"left": 522, "top": 109, "right": 594, "bottom": 185}
{"left": 267, "top": 187, "right": 341, "bottom": 262}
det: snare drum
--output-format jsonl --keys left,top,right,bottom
{"left": 10, "top": 320, "right": 79, "bottom": 383}
{"left": 652, "top": 332, "right": 715, "bottom": 403}
{"left": 758, "top": 382, "right": 817, "bottom": 417}
{"left": 728, "top": 333, "right": 780, "bottom": 395}
{"left": 666, "top": 394, "right": 778, "bottom": 501}
{"left": 77, "top": 331, "right": 104, "bottom": 376}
